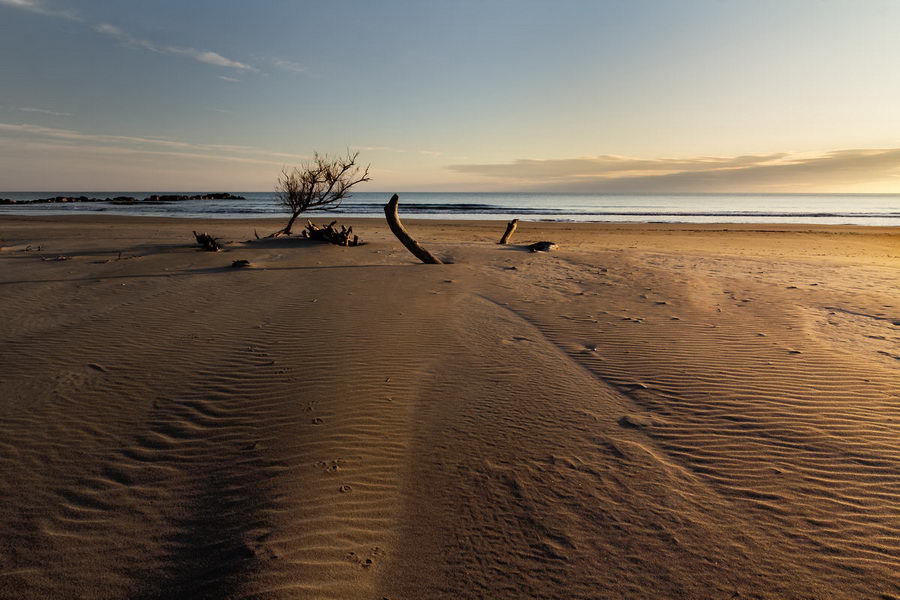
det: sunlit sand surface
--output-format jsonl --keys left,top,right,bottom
{"left": 1, "top": 216, "right": 897, "bottom": 599}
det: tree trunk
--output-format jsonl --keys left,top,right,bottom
{"left": 499, "top": 219, "right": 519, "bottom": 244}
{"left": 283, "top": 211, "right": 301, "bottom": 235}
{"left": 384, "top": 194, "right": 443, "bottom": 264}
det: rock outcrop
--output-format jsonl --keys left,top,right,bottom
{"left": 0, "top": 193, "right": 245, "bottom": 205}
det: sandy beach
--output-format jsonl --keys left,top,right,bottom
{"left": 0, "top": 215, "right": 897, "bottom": 599}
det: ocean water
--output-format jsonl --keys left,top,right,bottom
{"left": 1, "top": 192, "right": 899, "bottom": 226}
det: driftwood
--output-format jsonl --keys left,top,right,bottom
{"left": 95, "top": 251, "right": 133, "bottom": 264}
{"left": 384, "top": 195, "right": 443, "bottom": 264}
{"left": 300, "top": 220, "right": 361, "bottom": 246}
{"left": 528, "top": 241, "right": 558, "bottom": 252}
{"left": 499, "top": 219, "right": 519, "bottom": 244}
{"left": 193, "top": 231, "right": 222, "bottom": 251}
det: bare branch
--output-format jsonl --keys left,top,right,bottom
{"left": 272, "top": 150, "right": 371, "bottom": 234}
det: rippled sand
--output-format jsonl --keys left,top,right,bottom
{"left": 1, "top": 216, "right": 897, "bottom": 599}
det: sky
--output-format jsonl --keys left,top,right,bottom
{"left": 1, "top": 0, "right": 900, "bottom": 192}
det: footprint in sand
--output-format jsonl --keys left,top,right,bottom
{"left": 311, "top": 417, "right": 324, "bottom": 425}
{"left": 318, "top": 459, "right": 342, "bottom": 473}
{"left": 339, "top": 484, "right": 353, "bottom": 493}
{"left": 346, "top": 547, "right": 384, "bottom": 569}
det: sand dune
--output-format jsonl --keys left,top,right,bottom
{"left": 1, "top": 216, "right": 898, "bottom": 599}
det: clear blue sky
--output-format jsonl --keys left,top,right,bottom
{"left": 2, "top": 0, "right": 900, "bottom": 192}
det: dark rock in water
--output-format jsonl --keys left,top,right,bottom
{"left": 191, "top": 192, "right": 245, "bottom": 200}
{"left": 527, "top": 241, "right": 558, "bottom": 252}
{"left": 1, "top": 192, "right": 244, "bottom": 205}
{"left": 39, "top": 196, "right": 98, "bottom": 204}
{"left": 6, "top": 195, "right": 111, "bottom": 204}
{"left": 231, "top": 259, "right": 251, "bottom": 268}
{"left": 144, "top": 194, "right": 191, "bottom": 202}
{"left": 143, "top": 192, "right": 245, "bottom": 202}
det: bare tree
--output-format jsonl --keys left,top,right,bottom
{"left": 271, "top": 151, "right": 371, "bottom": 236}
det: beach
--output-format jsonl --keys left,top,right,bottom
{"left": 0, "top": 215, "right": 898, "bottom": 599}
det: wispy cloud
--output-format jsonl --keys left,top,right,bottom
{"left": 1, "top": 1, "right": 257, "bottom": 73}
{"left": 217, "top": 75, "right": 241, "bottom": 83}
{"left": 19, "top": 106, "right": 72, "bottom": 117}
{"left": 447, "top": 150, "right": 900, "bottom": 192}
{"left": 0, "top": 122, "right": 306, "bottom": 164}
{"left": 0, "top": 0, "right": 79, "bottom": 20}
{"left": 271, "top": 58, "right": 306, "bottom": 73}
{"left": 1, "top": 137, "right": 289, "bottom": 168}
{"left": 94, "top": 23, "right": 255, "bottom": 71}
{"left": 167, "top": 47, "right": 254, "bottom": 71}
{"left": 2, "top": 2, "right": 258, "bottom": 73}
{"left": 352, "top": 145, "right": 405, "bottom": 153}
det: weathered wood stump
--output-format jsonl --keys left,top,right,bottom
{"left": 300, "top": 220, "right": 362, "bottom": 246}
{"left": 499, "top": 219, "right": 519, "bottom": 244}
{"left": 384, "top": 194, "right": 443, "bottom": 264}
{"left": 193, "top": 231, "right": 222, "bottom": 251}
{"left": 527, "top": 241, "right": 558, "bottom": 252}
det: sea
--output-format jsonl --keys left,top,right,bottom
{"left": 1, "top": 192, "right": 899, "bottom": 226}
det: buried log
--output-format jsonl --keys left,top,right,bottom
{"left": 499, "top": 218, "right": 519, "bottom": 244}
{"left": 527, "top": 241, "right": 558, "bottom": 252}
{"left": 301, "top": 220, "right": 362, "bottom": 246}
{"left": 193, "top": 231, "right": 222, "bottom": 251}
{"left": 384, "top": 194, "right": 443, "bottom": 264}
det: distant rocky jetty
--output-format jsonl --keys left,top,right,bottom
{"left": 143, "top": 193, "right": 245, "bottom": 202}
{"left": 0, "top": 192, "right": 244, "bottom": 205}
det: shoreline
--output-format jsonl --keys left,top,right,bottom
{"left": 2, "top": 211, "right": 899, "bottom": 227}
{"left": 3, "top": 211, "right": 900, "bottom": 229}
